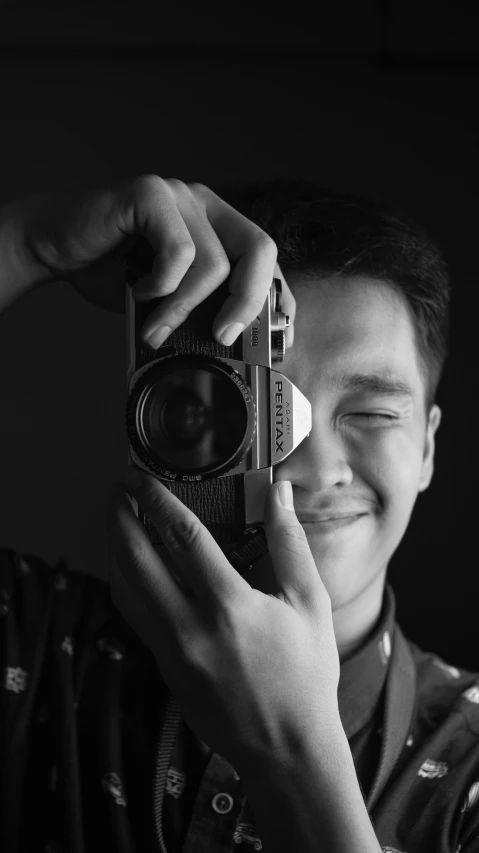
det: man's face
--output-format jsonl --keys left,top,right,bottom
{"left": 254, "top": 273, "right": 441, "bottom": 617}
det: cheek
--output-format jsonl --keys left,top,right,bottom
{"left": 355, "top": 429, "right": 425, "bottom": 513}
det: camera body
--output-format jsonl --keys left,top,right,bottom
{"left": 123, "top": 247, "right": 312, "bottom": 576}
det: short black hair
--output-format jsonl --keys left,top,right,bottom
{"left": 219, "top": 178, "right": 451, "bottom": 411}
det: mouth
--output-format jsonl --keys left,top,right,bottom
{"left": 299, "top": 514, "right": 368, "bottom": 531}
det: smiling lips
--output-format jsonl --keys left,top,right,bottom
{"left": 298, "top": 511, "right": 369, "bottom": 523}
{"left": 298, "top": 513, "right": 368, "bottom": 532}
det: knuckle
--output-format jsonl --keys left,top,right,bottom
{"left": 176, "top": 630, "right": 205, "bottom": 671}
{"left": 252, "top": 230, "right": 278, "bottom": 260}
{"left": 144, "top": 491, "right": 199, "bottom": 551}
{"left": 186, "top": 181, "right": 210, "bottom": 198}
{"left": 163, "top": 177, "right": 189, "bottom": 196}
{"left": 162, "top": 518, "right": 202, "bottom": 552}
{"left": 131, "top": 173, "right": 165, "bottom": 199}
{"left": 128, "top": 539, "right": 151, "bottom": 572}
{"left": 159, "top": 239, "right": 196, "bottom": 266}
{"left": 168, "top": 294, "right": 198, "bottom": 323}
{"left": 204, "top": 251, "right": 231, "bottom": 282}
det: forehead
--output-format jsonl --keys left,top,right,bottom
{"left": 283, "top": 274, "right": 425, "bottom": 396}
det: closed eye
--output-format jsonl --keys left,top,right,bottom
{"left": 351, "top": 413, "right": 397, "bottom": 423}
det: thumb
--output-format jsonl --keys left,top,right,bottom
{"left": 264, "top": 481, "right": 319, "bottom": 605}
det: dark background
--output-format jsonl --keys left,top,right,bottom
{"left": 0, "top": 2, "right": 477, "bottom": 667}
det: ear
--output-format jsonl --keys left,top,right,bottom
{"left": 418, "top": 404, "right": 442, "bottom": 492}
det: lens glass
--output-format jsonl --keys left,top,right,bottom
{"left": 139, "top": 364, "right": 248, "bottom": 473}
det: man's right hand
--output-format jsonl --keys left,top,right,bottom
{"left": 0, "top": 176, "right": 295, "bottom": 349}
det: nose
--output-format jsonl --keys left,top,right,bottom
{"left": 275, "top": 421, "right": 354, "bottom": 493}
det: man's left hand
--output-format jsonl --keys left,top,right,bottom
{"left": 106, "top": 470, "right": 341, "bottom": 778}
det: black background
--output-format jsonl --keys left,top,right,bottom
{"left": 0, "top": 1, "right": 477, "bottom": 667}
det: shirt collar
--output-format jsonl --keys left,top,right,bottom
{"left": 338, "top": 583, "right": 396, "bottom": 739}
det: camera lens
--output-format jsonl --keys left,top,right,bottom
{"left": 136, "top": 362, "right": 249, "bottom": 473}
{"left": 160, "top": 389, "right": 210, "bottom": 445}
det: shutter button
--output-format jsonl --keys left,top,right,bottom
{"left": 211, "top": 792, "right": 234, "bottom": 814}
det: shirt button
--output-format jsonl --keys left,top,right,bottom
{"left": 211, "top": 792, "right": 234, "bottom": 814}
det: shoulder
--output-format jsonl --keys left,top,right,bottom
{"left": 0, "top": 544, "right": 110, "bottom": 600}
{"left": 407, "top": 637, "right": 479, "bottom": 733}
{"left": 0, "top": 546, "right": 157, "bottom": 657}
{"left": 0, "top": 546, "right": 112, "bottom": 646}
{"left": 376, "top": 633, "right": 479, "bottom": 849}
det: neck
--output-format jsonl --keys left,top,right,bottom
{"left": 333, "top": 571, "right": 387, "bottom": 662}
{"left": 248, "top": 555, "right": 387, "bottom": 664}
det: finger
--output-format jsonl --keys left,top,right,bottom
{"left": 127, "top": 493, "right": 196, "bottom": 594}
{"left": 140, "top": 181, "right": 279, "bottom": 349}
{"left": 197, "top": 185, "right": 279, "bottom": 345}
{"left": 139, "top": 180, "right": 232, "bottom": 346}
{"left": 108, "top": 536, "right": 178, "bottom": 688}
{"left": 264, "top": 480, "right": 322, "bottom": 609}
{"left": 134, "top": 263, "right": 294, "bottom": 350}
{"left": 108, "top": 537, "right": 156, "bottom": 650}
{"left": 115, "top": 175, "right": 197, "bottom": 329}
{"left": 123, "top": 468, "right": 248, "bottom": 607}
{"left": 107, "top": 483, "right": 189, "bottom": 631}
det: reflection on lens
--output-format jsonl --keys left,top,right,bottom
{"left": 138, "top": 364, "right": 248, "bottom": 473}
{"left": 161, "top": 390, "right": 210, "bottom": 446}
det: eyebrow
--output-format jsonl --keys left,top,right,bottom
{"left": 332, "top": 371, "right": 414, "bottom": 398}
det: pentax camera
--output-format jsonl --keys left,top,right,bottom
{"left": 122, "top": 242, "right": 312, "bottom": 577}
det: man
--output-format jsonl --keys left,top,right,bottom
{"left": 0, "top": 176, "right": 478, "bottom": 853}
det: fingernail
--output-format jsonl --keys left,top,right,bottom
{"left": 278, "top": 481, "right": 294, "bottom": 511}
{"left": 143, "top": 325, "right": 172, "bottom": 349}
{"left": 218, "top": 321, "right": 245, "bottom": 347}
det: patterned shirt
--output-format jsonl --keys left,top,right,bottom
{"left": 1, "top": 546, "right": 479, "bottom": 853}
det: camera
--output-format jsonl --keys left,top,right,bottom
{"left": 121, "top": 241, "right": 312, "bottom": 577}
